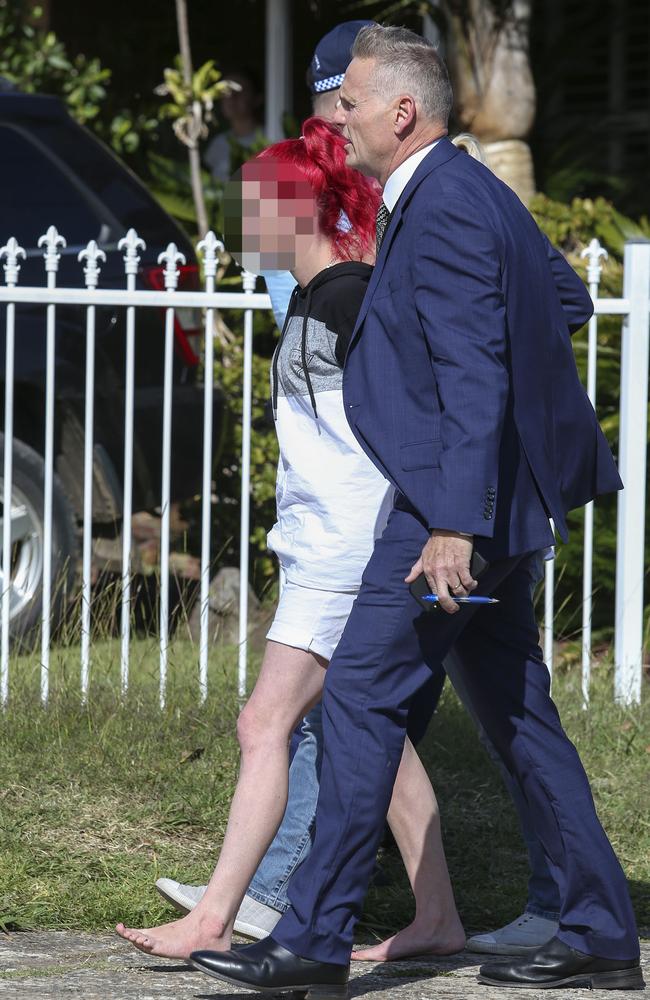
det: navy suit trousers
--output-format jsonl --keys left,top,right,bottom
{"left": 272, "top": 503, "right": 639, "bottom": 965}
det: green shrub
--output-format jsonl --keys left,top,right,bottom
{"left": 0, "top": 2, "right": 157, "bottom": 155}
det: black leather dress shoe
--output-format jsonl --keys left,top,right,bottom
{"left": 478, "top": 936, "right": 645, "bottom": 990}
{"left": 190, "top": 937, "right": 349, "bottom": 998}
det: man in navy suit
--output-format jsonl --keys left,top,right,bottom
{"left": 190, "top": 24, "right": 642, "bottom": 996}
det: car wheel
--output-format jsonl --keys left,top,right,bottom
{"left": 0, "top": 435, "right": 79, "bottom": 647}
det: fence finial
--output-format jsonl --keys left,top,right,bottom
{"left": 78, "top": 240, "right": 107, "bottom": 289}
{"left": 38, "top": 226, "right": 67, "bottom": 274}
{"left": 157, "top": 242, "right": 186, "bottom": 291}
{"left": 581, "top": 238, "right": 608, "bottom": 285}
{"left": 118, "top": 228, "right": 146, "bottom": 276}
{"left": 0, "top": 237, "right": 26, "bottom": 286}
{"left": 197, "top": 231, "right": 224, "bottom": 280}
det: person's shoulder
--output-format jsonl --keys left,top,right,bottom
{"left": 412, "top": 153, "right": 526, "bottom": 237}
{"left": 311, "top": 266, "right": 371, "bottom": 339}
{"left": 317, "top": 267, "right": 371, "bottom": 321}
{"left": 329, "top": 268, "right": 372, "bottom": 296}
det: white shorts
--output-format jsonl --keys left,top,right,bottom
{"left": 266, "top": 576, "right": 358, "bottom": 661}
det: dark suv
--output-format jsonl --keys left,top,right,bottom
{"left": 0, "top": 92, "right": 226, "bottom": 639}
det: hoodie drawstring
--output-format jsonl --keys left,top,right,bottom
{"left": 301, "top": 283, "right": 318, "bottom": 420}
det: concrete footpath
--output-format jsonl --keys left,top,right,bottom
{"left": 0, "top": 933, "right": 647, "bottom": 999}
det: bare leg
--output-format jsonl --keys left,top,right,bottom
{"left": 116, "top": 640, "right": 326, "bottom": 958}
{"left": 353, "top": 737, "right": 465, "bottom": 961}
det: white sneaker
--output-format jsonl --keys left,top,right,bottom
{"left": 155, "top": 879, "right": 282, "bottom": 941}
{"left": 466, "top": 912, "right": 559, "bottom": 955}
{"left": 155, "top": 878, "right": 205, "bottom": 914}
{"left": 233, "top": 894, "right": 283, "bottom": 940}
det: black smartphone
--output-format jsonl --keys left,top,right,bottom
{"left": 409, "top": 550, "right": 489, "bottom": 612}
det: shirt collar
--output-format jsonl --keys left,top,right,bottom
{"left": 382, "top": 140, "right": 440, "bottom": 214}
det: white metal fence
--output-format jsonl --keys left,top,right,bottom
{"left": 0, "top": 229, "right": 648, "bottom": 708}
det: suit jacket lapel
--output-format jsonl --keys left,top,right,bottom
{"left": 351, "top": 137, "right": 461, "bottom": 339}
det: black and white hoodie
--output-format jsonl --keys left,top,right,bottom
{"left": 267, "top": 261, "right": 394, "bottom": 591}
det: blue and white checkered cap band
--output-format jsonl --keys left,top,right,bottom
{"left": 314, "top": 73, "right": 345, "bottom": 93}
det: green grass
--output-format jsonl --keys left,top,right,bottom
{"left": 0, "top": 638, "right": 648, "bottom": 939}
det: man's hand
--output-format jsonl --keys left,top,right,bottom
{"left": 405, "top": 530, "right": 477, "bottom": 614}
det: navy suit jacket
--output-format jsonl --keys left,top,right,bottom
{"left": 343, "top": 138, "right": 622, "bottom": 560}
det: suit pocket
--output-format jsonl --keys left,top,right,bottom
{"left": 400, "top": 439, "right": 441, "bottom": 471}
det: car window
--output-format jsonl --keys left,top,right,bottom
{"left": 35, "top": 118, "right": 188, "bottom": 249}
{"left": 0, "top": 123, "right": 106, "bottom": 249}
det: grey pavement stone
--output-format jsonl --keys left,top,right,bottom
{"left": 0, "top": 933, "right": 647, "bottom": 999}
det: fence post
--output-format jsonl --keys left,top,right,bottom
{"left": 0, "top": 237, "right": 25, "bottom": 707}
{"left": 580, "top": 238, "right": 608, "bottom": 707}
{"left": 614, "top": 239, "right": 650, "bottom": 705}
{"left": 38, "top": 226, "right": 66, "bottom": 705}
{"left": 78, "top": 240, "right": 106, "bottom": 704}
{"left": 196, "top": 232, "right": 223, "bottom": 705}
{"left": 117, "top": 229, "right": 146, "bottom": 698}
{"left": 238, "top": 270, "right": 256, "bottom": 702}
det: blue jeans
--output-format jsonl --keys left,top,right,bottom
{"left": 247, "top": 557, "right": 560, "bottom": 920}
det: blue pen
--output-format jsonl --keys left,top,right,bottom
{"left": 423, "top": 595, "right": 499, "bottom": 605}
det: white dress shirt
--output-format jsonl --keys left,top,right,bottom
{"left": 382, "top": 140, "right": 440, "bottom": 213}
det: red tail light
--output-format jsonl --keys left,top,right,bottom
{"left": 143, "top": 263, "right": 202, "bottom": 366}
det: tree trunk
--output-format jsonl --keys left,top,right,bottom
{"left": 175, "top": 0, "right": 209, "bottom": 238}
{"left": 444, "top": 0, "right": 537, "bottom": 203}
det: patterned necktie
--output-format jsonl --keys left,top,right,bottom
{"left": 375, "top": 201, "right": 390, "bottom": 254}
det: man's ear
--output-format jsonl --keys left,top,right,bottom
{"left": 394, "top": 95, "right": 416, "bottom": 135}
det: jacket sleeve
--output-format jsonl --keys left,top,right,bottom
{"left": 542, "top": 234, "right": 594, "bottom": 333}
{"left": 413, "top": 199, "right": 509, "bottom": 537}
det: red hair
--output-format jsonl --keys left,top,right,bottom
{"left": 256, "top": 117, "right": 380, "bottom": 261}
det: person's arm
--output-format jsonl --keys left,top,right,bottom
{"left": 412, "top": 199, "right": 509, "bottom": 539}
{"left": 542, "top": 233, "right": 594, "bottom": 333}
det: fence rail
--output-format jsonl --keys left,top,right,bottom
{"left": 0, "top": 228, "right": 648, "bottom": 708}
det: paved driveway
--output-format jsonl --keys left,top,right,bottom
{"left": 0, "top": 932, "right": 647, "bottom": 999}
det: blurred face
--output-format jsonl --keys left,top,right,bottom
{"left": 223, "top": 158, "right": 318, "bottom": 272}
{"left": 333, "top": 58, "right": 395, "bottom": 178}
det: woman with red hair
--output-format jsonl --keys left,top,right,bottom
{"left": 117, "top": 119, "right": 464, "bottom": 963}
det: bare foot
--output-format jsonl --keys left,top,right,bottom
{"left": 115, "top": 910, "right": 231, "bottom": 960}
{"left": 352, "top": 918, "right": 466, "bottom": 962}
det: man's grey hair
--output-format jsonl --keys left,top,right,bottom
{"left": 352, "top": 24, "right": 453, "bottom": 126}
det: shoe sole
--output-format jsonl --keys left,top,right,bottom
{"left": 467, "top": 941, "right": 544, "bottom": 956}
{"left": 189, "top": 959, "right": 349, "bottom": 998}
{"left": 478, "top": 968, "right": 646, "bottom": 990}
{"left": 233, "top": 918, "right": 278, "bottom": 941}
{"left": 155, "top": 884, "right": 193, "bottom": 915}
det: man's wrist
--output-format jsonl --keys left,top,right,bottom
{"left": 430, "top": 528, "right": 474, "bottom": 540}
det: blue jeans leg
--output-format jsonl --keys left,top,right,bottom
{"left": 246, "top": 703, "right": 323, "bottom": 912}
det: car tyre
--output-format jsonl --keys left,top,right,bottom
{"left": 0, "top": 434, "right": 79, "bottom": 648}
